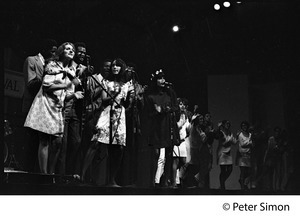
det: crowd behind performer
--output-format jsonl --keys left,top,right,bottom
{"left": 79, "top": 59, "right": 111, "bottom": 183}
{"left": 181, "top": 114, "right": 208, "bottom": 188}
{"left": 236, "top": 121, "right": 253, "bottom": 190}
{"left": 22, "top": 38, "right": 57, "bottom": 172}
{"left": 279, "top": 130, "right": 293, "bottom": 191}
{"left": 119, "top": 63, "right": 145, "bottom": 186}
{"left": 203, "top": 112, "right": 215, "bottom": 188}
{"left": 57, "top": 42, "right": 90, "bottom": 177}
{"left": 81, "top": 58, "right": 133, "bottom": 187}
{"left": 260, "top": 126, "right": 286, "bottom": 191}
{"left": 249, "top": 123, "right": 268, "bottom": 189}
{"left": 24, "top": 42, "right": 82, "bottom": 174}
{"left": 145, "top": 69, "right": 180, "bottom": 187}
{"left": 216, "top": 120, "right": 237, "bottom": 190}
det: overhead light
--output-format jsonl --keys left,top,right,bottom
{"left": 223, "top": 1, "right": 231, "bottom": 8}
{"left": 214, "top": 4, "right": 221, "bottom": 10}
{"left": 172, "top": 25, "right": 180, "bottom": 32}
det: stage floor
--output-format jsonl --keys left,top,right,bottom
{"left": 1, "top": 168, "right": 298, "bottom": 195}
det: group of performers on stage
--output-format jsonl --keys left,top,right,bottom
{"left": 18, "top": 39, "right": 292, "bottom": 191}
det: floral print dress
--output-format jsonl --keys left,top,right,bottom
{"left": 91, "top": 80, "right": 132, "bottom": 146}
{"left": 24, "top": 60, "right": 75, "bottom": 137}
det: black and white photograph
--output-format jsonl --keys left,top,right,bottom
{"left": 2, "top": 0, "right": 300, "bottom": 215}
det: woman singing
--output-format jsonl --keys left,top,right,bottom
{"left": 24, "top": 42, "right": 83, "bottom": 174}
{"left": 145, "top": 69, "right": 180, "bottom": 187}
{"left": 81, "top": 58, "right": 133, "bottom": 187}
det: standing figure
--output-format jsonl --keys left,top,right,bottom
{"left": 236, "top": 121, "right": 253, "bottom": 190}
{"left": 57, "top": 42, "right": 91, "bottom": 176}
{"left": 216, "top": 120, "right": 237, "bottom": 190}
{"left": 249, "top": 122, "right": 269, "bottom": 189}
{"left": 262, "top": 126, "right": 285, "bottom": 191}
{"left": 81, "top": 58, "right": 132, "bottom": 187}
{"left": 119, "top": 63, "right": 145, "bottom": 186}
{"left": 22, "top": 38, "right": 57, "bottom": 172}
{"left": 24, "top": 42, "right": 82, "bottom": 174}
{"left": 79, "top": 59, "right": 110, "bottom": 183}
{"left": 171, "top": 98, "right": 191, "bottom": 188}
{"left": 202, "top": 112, "right": 215, "bottom": 189}
{"left": 145, "top": 69, "right": 179, "bottom": 187}
{"left": 181, "top": 114, "right": 208, "bottom": 188}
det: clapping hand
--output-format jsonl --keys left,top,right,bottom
{"left": 74, "top": 91, "right": 84, "bottom": 99}
{"left": 71, "top": 77, "right": 81, "bottom": 87}
{"left": 154, "top": 104, "right": 162, "bottom": 113}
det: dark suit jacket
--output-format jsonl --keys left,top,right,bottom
{"left": 22, "top": 54, "right": 44, "bottom": 114}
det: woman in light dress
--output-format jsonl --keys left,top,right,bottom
{"left": 81, "top": 58, "right": 133, "bottom": 187}
{"left": 216, "top": 120, "right": 237, "bottom": 190}
{"left": 236, "top": 121, "right": 253, "bottom": 190}
{"left": 24, "top": 42, "right": 83, "bottom": 174}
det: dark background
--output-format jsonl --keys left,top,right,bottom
{"left": 4, "top": 0, "right": 299, "bottom": 106}
{"left": 3, "top": 0, "right": 300, "bottom": 191}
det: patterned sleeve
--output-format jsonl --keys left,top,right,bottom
{"left": 122, "top": 81, "right": 131, "bottom": 99}
{"left": 43, "top": 74, "right": 57, "bottom": 88}
{"left": 43, "top": 61, "right": 64, "bottom": 88}
{"left": 44, "top": 61, "right": 58, "bottom": 75}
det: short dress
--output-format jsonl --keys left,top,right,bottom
{"left": 91, "top": 80, "right": 132, "bottom": 146}
{"left": 217, "top": 131, "right": 236, "bottom": 165}
{"left": 173, "top": 113, "right": 190, "bottom": 158}
{"left": 24, "top": 60, "right": 75, "bottom": 137}
{"left": 236, "top": 132, "right": 252, "bottom": 167}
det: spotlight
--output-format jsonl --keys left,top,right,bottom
{"left": 214, "top": 4, "right": 221, "bottom": 10}
{"left": 172, "top": 25, "right": 180, "bottom": 32}
{"left": 223, "top": 1, "right": 230, "bottom": 8}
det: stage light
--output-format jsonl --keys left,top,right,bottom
{"left": 214, "top": 4, "right": 221, "bottom": 10}
{"left": 172, "top": 25, "right": 180, "bottom": 32}
{"left": 223, "top": 1, "right": 230, "bottom": 8}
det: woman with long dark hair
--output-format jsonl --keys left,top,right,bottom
{"left": 145, "top": 69, "right": 180, "bottom": 187}
{"left": 80, "top": 58, "right": 132, "bottom": 187}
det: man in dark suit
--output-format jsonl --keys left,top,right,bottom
{"left": 57, "top": 42, "right": 94, "bottom": 177}
{"left": 22, "top": 38, "right": 57, "bottom": 172}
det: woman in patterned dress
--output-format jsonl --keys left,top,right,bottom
{"left": 81, "top": 58, "right": 132, "bottom": 187}
{"left": 216, "top": 120, "right": 237, "bottom": 190}
{"left": 24, "top": 42, "right": 83, "bottom": 174}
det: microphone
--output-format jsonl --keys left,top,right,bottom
{"left": 164, "top": 81, "right": 173, "bottom": 86}
{"left": 85, "top": 55, "right": 91, "bottom": 60}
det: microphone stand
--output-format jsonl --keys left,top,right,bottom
{"left": 84, "top": 66, "right": 122, "bottom": 146}
{"left": 132, "top": 75, "right": 141, "bottom": 135}
{"left": 79, "top": 59, "right": 88, "bottom": 140}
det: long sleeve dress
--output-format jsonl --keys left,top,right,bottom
{"left": 91, "top": 80, "right": 132, "bottom": 146}
{"left": 217, "top": 130, "right": 236, "bottom": 165}
{"left": 24, "top": 60, "right": 75, "bottom": 137}
{"left": 236, "top": 132, "right": 253, "bottom": 167}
